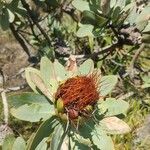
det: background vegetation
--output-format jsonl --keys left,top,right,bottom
{"left": 0, "top": 0, "right": 150, "bottom": 149}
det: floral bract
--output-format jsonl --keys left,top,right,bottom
{"left": 8, "top": 57, "right": 131, "bottom": 150}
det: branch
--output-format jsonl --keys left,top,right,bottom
{"left": 1, "top": 91, "right": 9, "bottom": 124}
{"left": 21, "top": 0, "right": 52, "bottom": 46}
{"left": 10, "top": 23, "right": 31, "bottom": 57}
{"left": 128, "top": 43, "right": 145, "bottom": 79}
{"left": 73, "top": 41, "right": 119, "bottom": 60}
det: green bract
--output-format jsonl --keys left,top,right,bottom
{"left": 6, "top": 57, "right": 130, "bottom": 150}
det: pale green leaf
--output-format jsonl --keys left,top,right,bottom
{"left": 50, "top": 123, "right": 65, "bottom": 150}
{"left": 12, "top": 137, "right": 26, "bottom": 150}
{"left": 99, "top": 75, "right": 118, "bottom": 96}
{"left": 27, "top": 116, "right": 59, "bottom": 150}
{"left": 98, "top": 98, "right": 129, "bottom": 116}
{"left": 40, "top": 57, "right": 56, "bottom": 86}
{"left": 25, "top": 67, "right": 41, "bottom": 93}
{"left": 54, "top": 60, "right": 68, "bottom": 81}
{"left": 78, "top": 59, "right": 94, "bottom": 75}
{"left": 8, "top": 92, "right": 52, "bottom": 108}
{"left": 2, "top": 134, "right": 15, "bottom": 150}
{"left": 72, "top": 0, "right": 90, "bottom": 12}
{"left": 35, "top": 138, "right": 47, "bottom": 150}
{"left": 143, "top": 21, "right": 150, "bottom": 33}
{"left": 30, "top": 73, "right": 54, "bottom": 101}
{"left": 10, "top": 103, "right": 54, "bottom": 122}
{"left": 92, "top": 125, "right": 114, "bottom": 150}
{"left": 7, "top": 9, "right": 15, "bottom": 23}
{"left": 100, "top": 116, "right": 131, "bottom": 134}
{"left": 76, "top": 24, "right": 94, "bottom": 37}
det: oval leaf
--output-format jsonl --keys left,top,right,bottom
{"left": 2, "top": 134, "right": 15, "bottom": 150}
{"left": 12, "top": 137, "right": 26, "bottom": 150}
{"left": 40, "top": 57, "right": 56, "bottom": 86}
{"left": 25, "top": 67, "right": 41, "bottom": 93}
{"left": 78, "top": 59, "right": 94, "bottom": 75}
{"left": 8, "top": 92, "right": 52, "bottom": 108}
{"left": 92, "top": 125, "right": 114, "bottom": 150}
{"left": 100, "top": 116, "right": 131, "bottom": 134}
{"left": 98, "top": 98, "right": 129, "bottom": 116}
{"left": 72, "top": 0, "right": 90, "bottom": 12}
{"left": 99, "top": 75, "right": 118, "bottom": 96}
{"left": 54, "top": 60, "right": 68, "bottom": 81}
{"left": 76, "top": 24, "right": 94, "bottom": 37}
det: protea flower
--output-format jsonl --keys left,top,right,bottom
{"left": 8, "top": 56, "right": 130, "bottom": 150}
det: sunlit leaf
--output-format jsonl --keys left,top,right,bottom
{"left": 27, "top": 116, "right": 59, "bottom": 150}
{"left": 78, "top": 59, "right": 94, "bottom": 75}
{"left": 40, "top": 57, "right": 55, "bottom": 86}
{"left": 143, "top": 21, "right": 150, "bottom": 33}
{"left": 72, "top": 0, "right": 90, "bottom": 12}
{"left": 12, "top": 137, "right": 26, "bottom": 150}
{"left": 30, "top": 73, "right": 53, "bottom": 101}
{"left": 50, "top": 123, "right": 65, "bottom": 150}
{"left": 54, "top": 59, "right": 69, "bottom": 81}
{"left": 99, "top": 75, "right": 118, "bottom": 96}
{"left": 76, "top": 24, "right": 94, "bottom": 37}
{"left": 98, "top": 98, "right": 129, "bottom": 116}
{"left": 92, "top": 125, "right": 114, "bottom": 150}
{"left": 25, "top": 67, "right": 41, "bottom": 93}
{"left": 8, "top": 92, "right": 51, "bottom": 108}
{"left": 100, "top": 116, "right": 131, "bottom": 134}
{"left": 7, "top": 8, "right": 15, "bottom": 23}
{"left": 2, "top": 134, "right": 15, "bottom": 150}
{"left": 10, "top": 103, "right": 54, "bottom": 122}
{"left": 35, "top": 138, "right": 47, "bottom": 150}
{"left": 136, "top": 5, "right": 150, "bottom": 31}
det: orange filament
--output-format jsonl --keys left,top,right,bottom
{"left": 55, "top": 72, "right": 100, "bottom": 119}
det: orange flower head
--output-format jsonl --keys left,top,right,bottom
{"left": 55, "top": 71, "right": 100, "bottom": 120}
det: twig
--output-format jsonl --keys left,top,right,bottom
{"left": 9, "top": 23, "right": 31, "bottom": 57}
{"left": 128, "top": 43, "right": 145, "bottom": 79}
{"left": 1, "top": 91, "right": 9, "bottom": 124}
{"left": 117, "top": 92, "right": 134, "bottom": 100}
{"left": 21, "top": 0, "right": 52, "bottom": 46}
{"left": 63, "top": 41, "right": 119, "bottom": 60}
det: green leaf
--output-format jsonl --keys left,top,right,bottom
{"left": 98, "top": 98, "right": 129, "bottom": 116}
{"left": 50, "top": 123, "right": 65, "bottom": 150}
{"left": 78, "top": 59, "right": 94, "bottom": 75}
{"left": 76, "top": 24, "right": 94, "bottom": 37}
{"left": 40, "top": 57, "right": 55, "bottom": 86}
{"left": 9, "top": 92, "right": 54, "bottom": 122}
{"left": 25, "top": 67, "right": 41, "bottom": 93}
{"left": 54, "top": 60, "right": 69, "bottom": 81}
{"left": 0, "top": 8, "right": 9, "bottom": 30}
{"left": 12, "top": 137, "right": 26, "bottom": 150}
{"left": 142, "top": 21, "right": 150, "bottom": 33}
{"left": 72, "top": 0, "right": 90, "bottom": 12}
{"left": 40, "top": 57, "right": 59, "bottom": 95}
{"left": 35, "top": 138, "right": 47, "bottom": 150}
{"left": 135, "top": 5, "right": 150, "bottom": 31}
{"left": 10, "top": 103, "right": 54, "bottom": 122}
{"left": 100, "top": 116, "right": 131, "bottom": 134}
{"left": 27, "top": 116, "right": 59, "bottom": 150}
{"left": 7, "top": 8, "right": 15, "bottom": 23}
{"left": 8, "top": 92, "right": 51, "bottom": 108}
{"left": 2, "top": 134, "right": 15, "bottom": 150}
{"left": 82, "top": 10, "right": 107, "bottom": 26}
{"left": 99, "top": 75, "right": 118, "bottom": 96}
{"left": 92, "top": 125, "right": 114, "bottom": 150}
